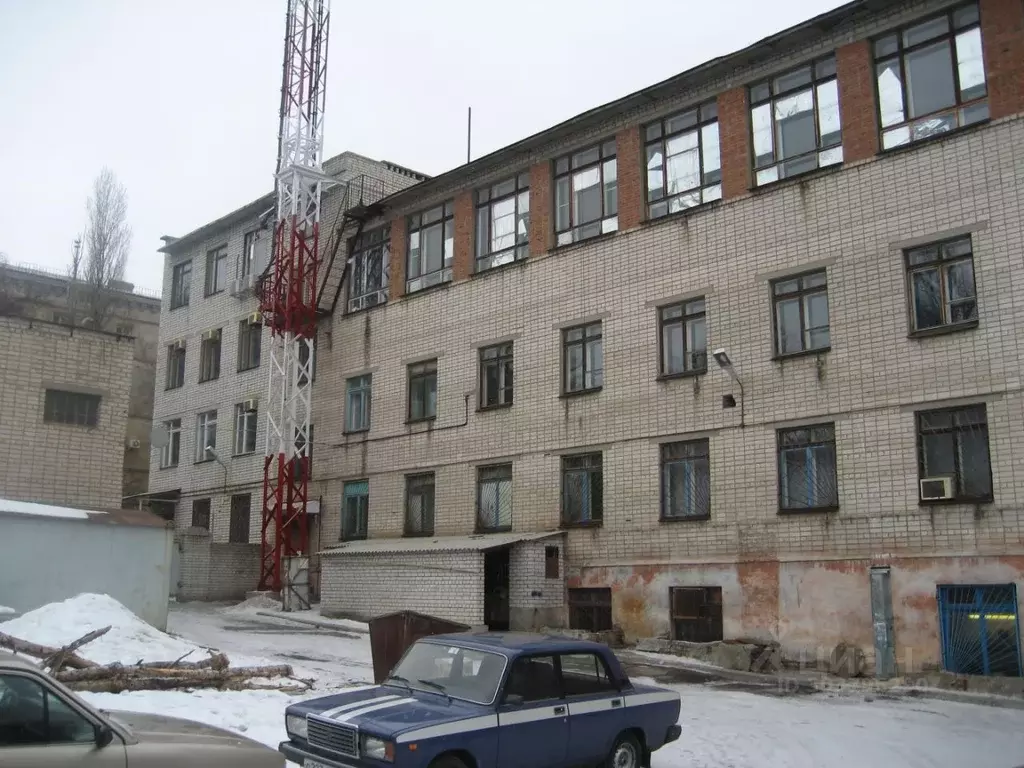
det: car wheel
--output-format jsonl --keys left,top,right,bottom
{"left": 606, "top": 731, "right": 642, "bottom": 768}
{"left": 429, "top": 754, "right": 469, "bottom": 768}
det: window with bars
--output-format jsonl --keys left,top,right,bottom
{"left": 170, "top": 260, "right": 191, "bottom": 309}
{"left": 476, "top": 174, "right": 530, "bottom": 272}
{"left": 345, "top": 374, "right": 372, "bottom": 433}
{"left": 561, "top": 453, "right": 603, "bottom": 526}
{"left": 777, "top": 423, "right": 839, "bottom": 511}
{"left": 916, "top": 404, "right": 992, "bottom": 502}
{"left": 349, "top": 227, "right": 390, "bottom": 312}
{"left": 191, "top": 498, "right": 211, "bottom": 529}
{"left": 750, "top": 54, "right": 842, "bottom": 186}
{"left": 342, "top": 480, "right": 369, "bottom": 540}
{"left": 568, "top": 587, "right": 612, "bottom": 631}
{"left": 204, "top": 245, "right": 228, "bottom": 296}
{"left": 195, "top": 410, "right": 217, "bottom": 462}
{"left": 670, "top": 587, "right": 724, "bottom": 642}
{"left": 43, "top": 390, "right": 100, "bottom": 427}
{"left": 905, "top": 235, "right": 978, "bottom": 334}
{"left": 229, "top": 494, "right": 251, "bottom": 543}
{"left": 233, "top": 402, "right": 258, "bottom": 455}
{"left": 771, "top": 271, "right": 830, "bottom": 356}
{"left": 645, "top": 102, "right": 722, "bottom": 218}
{"left": 477, "top": 464, "right": 512, "bottom": 532}
{"left": 405, "top": 472, "right": 435, "bottom": 537}
{"left": 563, "top": 322, "right": 603, "bottom": 394}
{"left": 199, "top": 329, "right": 222, "bottom": 382}
{"left": 479, "top": 342, "right": 513, "bottom": 409}
{"left": 407, "top": 360, "right": 437, "bottom": 422}
{"left": 659, "top": 299, "right": 707, "bottom": 376}
{"left": 237, "top": 317, "right": 262, "bottom": 371}
{"left": 160, "top": 418, "right": 181, "bottom": 468}
{"left": 240, "top": 230, "right": 258, "bottom": 278}
{"left": 874, "top": 3, "right": 987, "bottom": 151}
{"left": 554, "top": 141, "right": 618, "bottom": 246}
{"left": 407, "top": 203, "right": 454, "bottom": 293}
{"left": 165, "top": 343, "right": 185, "bottom": 389}
{"left": 661, "top": 439, "right": 711, "bottom": 520}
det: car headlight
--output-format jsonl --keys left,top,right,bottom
{"left": 361, "top": 734, "right": 395, "bottom": 762}
{"left": 285, "top": 714, "right": 308, "bottom": 740}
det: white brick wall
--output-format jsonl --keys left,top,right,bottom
{"left": 510, "top": 535, "right": 567, "bottom": 629}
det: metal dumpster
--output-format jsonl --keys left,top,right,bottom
{"left": 367, "top": 610, "right": 471, "bottom": 684}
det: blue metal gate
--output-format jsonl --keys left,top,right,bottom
{"left": 937, "top": 584, "right": 1022, "bottom": 677}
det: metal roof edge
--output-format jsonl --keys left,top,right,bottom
{"left": 319, "top": 529, "right": 564, "bottom": 556}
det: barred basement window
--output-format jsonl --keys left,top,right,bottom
{"left": 477, "top": 464, "right": 512, "bottom": 532}
{"left": 405, "top": 472, "right": 435, "bottom": 537}
{"left": 554, "top": 141, "right": 617, "bottom": 246}
{"left": 670, "top": 586, "right": 723, "bottom": 642}
{"left": 644, "top": 101, "right": 721, "bottom": 218}
{"left": 229, "top": 494, "right": 251, "bottom": 543}
{"left": 348, "top": 226, "right": 390, "bottom": 312}
{"left": 342, "top": 480, "right": 369, "bottom": 540}
{"left": 568, "top": 587, "right": 612, "bottom": 632}
{"left": 661, "top": 439, "right": 711, "bottom": 519}
{"left": 43, "top": 389, "right": 100, "bottom": 427}
{"left": 561, "top": 453, "right": 603, "bottom": 526}
{"left": 476, "top": 173, "right": 530, "bottom": 271}
{"left": 777, "top": 423, "right": 839, "bottom": 511}
{"left": 191, "top": 498, "right": 211, "bottom": 529}
{"left": 407, "top": 203, "right": 454, "bottom": 293}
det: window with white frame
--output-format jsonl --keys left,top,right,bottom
{"left": 241, "top": 230, "right": 258, "bottom": 278}
{"left": 750, "top": 54, "right": 842, "bottom": 185}
{"left": 348, "top": 227, "right": 390, "bottom": 311}
{"left": 554, "top": 141, "right": 618, "bottom": 246}
{"left": 233, "top": 402, "right": 258, "bottom": 455}
{"left": 645, "top": 102, "right": 722, "bottom": 218}
{"left": 407, "top": 203, "right": 454, "bottom": 293}
{"left": 475, "top": 174, "right": 530, "bottom": 271}
{"left": 345, "top": 374, "right": 372, "bottom": 433}
{"left": 342, "top": 480, "right": 369, "bottom": 540}
{"left": 195, "top": 410, "right": 217, "bottom": 462}
{"left": 160, "top": 418, "right": 181, "bottom": 469}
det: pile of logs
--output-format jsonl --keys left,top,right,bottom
{"left": 0, "top": 626, "right": 309, "bottom": 694}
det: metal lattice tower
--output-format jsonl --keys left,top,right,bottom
{"left": 258, "top": 0, "right": 330, "bottom": 598}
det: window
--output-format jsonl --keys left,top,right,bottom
{"left": 392, "top": 642, "right": 507, "bottom": 706}
{"left": 555, "top": 141, "right": 617, "bottom": 245}
{"left": 237, "top": 315, "right": 262, "bottom": 371}
{"left": 545, "top": 546, "right": 560, "bottom": 579}
{"left": 560, "top": 653, "right": 617, "bottom": 696}
{"left": 297, "top": 334, "right": 317, "bottom": 385}
{"left": 479, "top": 342, "right": 513, "bottom": 408}
{"left": 477, "top": 464, "right": 512, "bottom": 532}
{"left": 503, "top": 656, "right": 561, "bottom": 703}
{"left": 160, "top": 418, "right": 181, "bottom": 469}
{"left": 292, "top": 425, "right": 314, "bottom": 482}
{"left": 905, "top": 235, "right": 977, "bottom": 333}
{"left": 561, "top": 453, "right": 603, "bottom": 526}
{"left": 195, "top": 410, "right": 217, "bottom": 462}
{"left": 241, "top": 230, "right": 258, "bottom": 278}
{"left": 563, "top": 322, "right": 603, "bottom": 394}
{"left": 165, "top": 343, "right": 186, "bottom": 389}
{"left": 43, "top": 390, "right": 100, "bottom": 427}
{"left": 750, "top": 54, "right": 842, "bottom": 185}
{"left": 659, "top": 299, "right": 707, "bottom": 376}
{"left": 645, "top": 102, "right": 722, "bottom": 218}
{"left": 771, "top": 271, "right": 830, "bottom": 356}
{"left": 170, "top": 259, "right": 191, "bottom": 309}
{"left": 0, "top": 674, "right": 96, "bottom": 746}
{"left": 199, "top": 329, "right": 222, "bottom": 382}
{"left": 568, "top": 587, "right": 612, "bottom": 631}
{"left": 233, "top": 401, "right": 258, "bottom": 455}
{"left": 204, "top": 245, "right": 228, "bottom": 296}
{"left": 345, "top": 374, "right": 372, "bottom": 433}
{"left": 916, "top": 404, "right": 992, "bottom": 502}
{"left": 115, "top": 322, "right": 134, "bottom": 336}
{"left": 191, "top": 498, "right": 210, "bottom": 529}
{"left": 661, "top": 440, "right": 711, "bottom": 520}
{"left": 476, "top": 174, "right": 530, "bottom": 271}
{"left": 229, "top": 493, "right": 251, "bottom": 543}
{"left": 670, "top": 587, "right": 724, "bottom": 642}
{"left": 348, "top": 227, "right": 390, "bottom": 311}
{"left": 777, "top": 423, "right": 839, "bottom": 511}
{"left": 405, "top": 472, "right": 435, "bottom": 536}
{"left": 407, "top": 202, "right": 454, "bottom": 293}
{"left": 874, "top": 3, "right": 987, "bottom": 150}
{"left": 407, "top": 359, "right": 437, "bottom": 422}
{"left": 342, "top": 480, "right": 369, "bottom": 540}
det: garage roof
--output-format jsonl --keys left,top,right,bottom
{"left": 0, "top": 498, "right": 169, "bottom": 528}
{"left": 320, "top": 530, "right": 563, "bottom": 556}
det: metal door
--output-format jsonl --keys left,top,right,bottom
{"left": 937, "top": 584, "right": 1022, "bottom": 677}
{"left": 869, "top": 567, "right": 896, "bottom": 678}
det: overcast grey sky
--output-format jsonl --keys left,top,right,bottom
{"left": 0, "top": 0, "right": 845, "bottom": 293}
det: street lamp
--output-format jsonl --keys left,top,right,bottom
{"left": 712, "top": 348, "right": 745, "bottom": 428}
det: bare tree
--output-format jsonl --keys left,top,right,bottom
{"left": 79, "top": 168, "right": 132, "bottom": 325}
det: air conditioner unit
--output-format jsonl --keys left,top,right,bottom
{"left": 126, "top": 438, "right": 142, "bottom": 449}
{"left": 228, "top": 278, "right": 243, "bottom": 296}
{"left": 920, "top": 476, "right": 954, "bottom": 501}
{"left": 246, "top": 311, "right": 262, "bottom": 325}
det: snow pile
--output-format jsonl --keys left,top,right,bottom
{"left": 225, "top": 594, "right": 283, "bottom": 615}
{"left": 0, "top": 593, "right": 203, "bottom": 665}
{"left": 0, "top": 606, "right": 15, "bottom": 616}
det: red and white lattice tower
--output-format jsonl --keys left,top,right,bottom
{"left": 258, "top": 0, "right": 330, "bottom": 596}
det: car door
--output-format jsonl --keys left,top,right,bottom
{"left": 495, "top": 654, "right": 568, "bottom": 768}
{"left": 560, "top": 652, "right": 627, "bottom": 765}
{"left": 0, "top": 672, "right": 127, "bottom": 767}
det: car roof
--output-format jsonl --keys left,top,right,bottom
{"left": 422, "top": 631, "right": 610, "bottom": 657}
{"left": 0, "top": 650, "right": 41, "bottom": 671}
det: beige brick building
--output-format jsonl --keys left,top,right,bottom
{"left": 157, "top": 0, "right": 1024, "bottom": 676}
{"left": 0, "top": 263, "right": 160, "bottom": 508}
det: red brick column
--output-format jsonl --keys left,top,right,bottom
{"left": 452, "top": 191, "right": 475, "bottom": 281}
{"left": 717, "top": 87, "right": 751, "bottom": 200}
{"left": 837, "top": 40, "right": 880, "bottom": 162}
{"left": 615, "top": 125, "right": 644, "bottom": 230}
{"left": 528, "top": 161, "right": 553, "bottom": 256}
{"left": 981, "top": 0, "right": 1024, "bottom": 119}
{"left": 388, "top": 216, "right": 407, "bottom": 302}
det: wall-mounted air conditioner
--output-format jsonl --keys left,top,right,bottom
{"left": 920, "top": 476, "right": 954, "bottom": 501}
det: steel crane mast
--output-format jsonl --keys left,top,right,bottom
{"left": 258, "top": 0, "right": 330, "bottom": 598}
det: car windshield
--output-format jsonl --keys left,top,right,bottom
{"left": 388, "top": 642, "right": 506, "bottom": 705}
